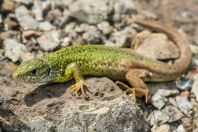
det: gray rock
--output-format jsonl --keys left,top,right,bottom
{"left": 13, "top": 0, "right": 33, "bottom": 5}
{"left": 151, "top": 124, "right": 170, "bottom": 132}
{"left": 38, "top": 21, "right": 55, "bottom": 31}
{"left": 69, "top": 0, "right": 113, "bottom": 24}
{"left": 83, "top": 30, "right": 103, "bottom": 44}
{"left": 175, "top": 77, "right": 193, "bottom": 90}
{"left": 3, "top": 39, "right": 27, "bottom": 62}
{"left": 192, "top": 79, "right": 198, "bottom": 102}
{"left": 0, "top": 49, "right": 4, "bottom": 61}
{"left": 147, "top": 110, "right": 169, "bottom": 126}
{"left": 113, "top": 0, "right": 135, "bottom": 22}
{"left": 97, "top": 21, "right": 113, "bottom": 35}
{"left": 176, "top": 125, "right": 185, "bottom": 132}
{"left": 162, "top": 106, "right": 183, "bottom": 123}
{"left": 32, "top": 0, "right": 50, "bottom": 21}
{"left": 15, "top": 6, "right": 38, "bottom": 30}
{"left": 176, "top": 96, "right": 192, "bottom": 114}
{"left": 57, "top": 99, "right": 149, "bottom": 132}
{"left": 37, "top": 30, "right": 60, "bottom": 51}
{"left": 29, "top": 117, "right": 54, "bottom": 132}
{"left": 108, "top": 26, "right": 136, "bottom": 47}
{"left": 61, "top": 37, "right": 72, "bottom": 47}
{"left": 151, "top": 89, "right": 179, "bottom": 110}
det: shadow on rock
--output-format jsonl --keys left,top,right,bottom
{"left": 24, "top": 81, "right": 73, "bottom": 107}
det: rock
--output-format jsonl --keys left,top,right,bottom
{"left": 180, "top": 91, "right": 190, "bottom": 98}
{"left": 147, "top": 110, "right": 169, "bottom": 126}
{"left": 113, "top": 0, "right": 135, "bottom": 22}
{"left": 3, "top": 38, "right": 27, "bottom": 62}
{"left": 175, "top": 77, "right": 193, "bottom": 90}
{"left": 132, "top": 31, "right": 180, "bottom": 60}
{"left": 38, "top": 21, "right": 55, "bottom": 31}
{"left": 15, "top": 6, "right": 38, "bottom": 30}
{"left": 46, "top": 9, "right": 63, "bottom": 27}
{"left": 3, "top": 17, "right": 18, "bottom": 30}
{"left": 176, "top": 96, "right": 193, "bottom": 114}
{"left": 2, "top": 0, "right": 15, "bottom": 11}
{"left": 69, "top": 0, "right": 113, "bottom": 24}
{"left": 83, "top": 30, "right": 103, "bottom": 44}
{"left": 57, "top": 98, "right": 149, "bottom": 132}
{"left": 97, "top": 21, "right": 113, "bottom": 35}
{"left": 13, "top": 0, "right": 33, "bottom": 5}
{"left": 0, "top": 49, "right": 4, "bottom": 61}
{"left": 37, "top": 30, "right": 60, "bottom": 51}
{"left": 151, "top": 124, "right": 170, "bottom": 132}
{"left": 32, "top": 0, "right": 50, "bottom": 21}
{"left": 108, "top": 26, "right": 136, "bottom": 47}
{"left": 162, "top": 106, "right": 183, "bottom": 123}
{"left": 151, "top": 89, "right": 179, "bottom": 110}
{"left": 176, "top": 125, "right": 185, "bottom": 132}
{"left": 181, "top": 117, "right": 192, "bottom": 128}
{"left": 194, "top": 27, "right": 198, "bottom": 45}
{"left": 61, "top": 37, "right": 71, "bottom": 47}
{"left": 1, "top": 76, "right": 149, "bottom": 131}
{"left": 75, "top": 24, "right": 96, "bottom": 33}
{"left": 29, "top": 117, "right": 54, "bottom": 132}
{"left": 0, "top": 31, "right": 19, "bottom": 40}
{"left": 192, "top": 79, "right": 198, "bottom": 102}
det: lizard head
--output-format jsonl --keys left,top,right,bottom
{"left": 12, "top": 59, "right": 52, "bottom": 83}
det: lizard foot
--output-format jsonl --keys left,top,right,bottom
{"left": 116, "top": 81, "right": 136, "bottom": 102}
{"left": 116, "top": 81, "right": 149, "bottom": 103}
{"left": 70, "top": 80, "right": 89, "bottom": 98}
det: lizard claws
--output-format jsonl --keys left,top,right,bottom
{"left": 70, "top": 80, "right": 89, "bottom": 98}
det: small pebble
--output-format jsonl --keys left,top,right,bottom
{"left": 192, "top": 79, "right": 198, "bottom": 102}
{"left": 175, "top": 77, "right": 193, "bottom": 90}
{"left": 169, "top": 97, "right": 177, "bottom": 106}
{"left": 180, "top": 91, "right": 190, "bottom": 98}
{"left": 83, "top": 31, "right": 103, "bottom": 44}
{"left": 15, "top": 6, "right": 38, "bottom": 30}
{"left": 147, "top": 110, "right": 169, "bottom": 126}
{"left": 69, "top": 0, "right": 112, "bottom": 24}
{"left": 162, "top": 106, "right": 183, "bottom": 123}
{"left": 37, "top": 31, "right": 60, "bottom": 51}
{"left": 151, "top": 89, "right": 179, "bottom": 110}
{"left": 32, "top": 0, "right": 50, "bottom": 21}
{"left": 38, "top": 21, "right": 55, "bottom": 31}
{"left": 97, "top": 21, "right": 113, "bottom": 35}
{"left": 3, "top": 39, "right": 27, "bottom": 62}
{"left": 113, "top": 0, "right": 135, "bottom": 22}
{"left": 176, "top": 125, "right": 185, "bottom": 132}
{"left": 2, "top": 0, "right": 15, "bottom": 11}
{"left": 61, "top": 37, "right": 71, "bottom": 47}
{"left": 176, "top": 96, "right": 192, "bottom": 114}
{"left": 151, "top": 124, "right": 170, "bottom": 132}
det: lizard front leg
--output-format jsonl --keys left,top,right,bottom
{"left": 117, "top": 69, "right": 151, "bottom": 102}
{"left": 61, "top": 63, "right": 89, "bottom": 98}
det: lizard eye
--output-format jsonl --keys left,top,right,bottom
{"left": 31, "top": 69, "right": 37, "bottom": 75}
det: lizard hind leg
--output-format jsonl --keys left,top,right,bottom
{"left": 125, "top": 69, "right": 151, "bottom": 103}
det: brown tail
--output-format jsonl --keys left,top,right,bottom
{"left": 133, "top": 19, "right": 192, "bottom": 73}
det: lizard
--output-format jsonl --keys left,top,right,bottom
{"left": 12, "top": 20, "right": 192, "bottom": 102}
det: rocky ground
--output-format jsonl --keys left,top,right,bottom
{"left": 0, "top": 0, "right": 198, "bottom": 132}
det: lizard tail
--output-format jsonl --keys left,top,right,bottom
{"left": 133, "top": 19, "right": 192, "bottom": 73}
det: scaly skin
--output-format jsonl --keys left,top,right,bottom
{"left": 12, "top": 20, "right": 192, "bottom": 101}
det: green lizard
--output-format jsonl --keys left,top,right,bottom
{"left": 12, "top": 20, "right": 192, "bottom": 102}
